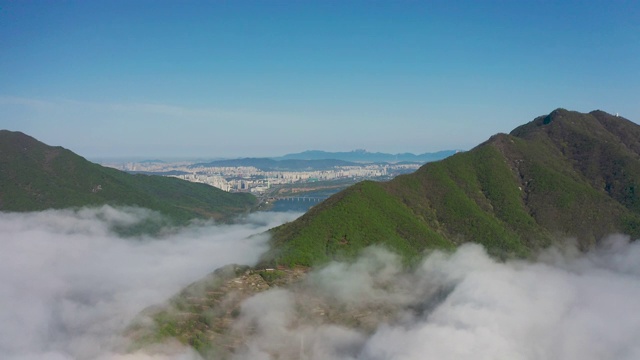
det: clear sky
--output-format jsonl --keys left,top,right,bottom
{"left": 1, "top": 1, "right": 638, "bottom": 159}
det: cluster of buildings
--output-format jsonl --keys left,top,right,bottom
{"left": 169, "top": 165, "right": 396, "bottom": 193}
{"left": 103, "top": 161, "right": 422, "bottom": 194}
{"left": 170, "top": 173, "right": 235, "bottom": 192}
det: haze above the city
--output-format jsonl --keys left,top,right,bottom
{"left": 1, "top": 1, "right": 638, "bottom": 158}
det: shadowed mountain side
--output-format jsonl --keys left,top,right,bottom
{"left": 0, "top": 130, "right": 256, "bottom": 222}
{"left": 511, "top": 109, "right": 640, "bottom": 215}
{"left": 261, "top": 109, "right": 640, "bottom": 267}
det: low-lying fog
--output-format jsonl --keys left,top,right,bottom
{"left": 231, "top": 240, "right": 640, "bottom": 360}
{"left": 2, "top": 206, "right": 640, "bottom": 360}
{"left": 0, "top": 206, "right": 301, "bottom": 360}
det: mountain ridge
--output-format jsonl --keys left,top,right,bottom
{"left": 261, "top": 109, "right": 640, "bottom": 267}
{"left": 0, "top": 130, "right": 256, "bottom": 222}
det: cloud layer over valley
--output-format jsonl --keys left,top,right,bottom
{"left": 0, "top": 206, "right": 301, "bottom": 359}
{"left": 3, "top": 206, "right": 640, "bottom": 359}
{"left": 231, "top": 237, "right": 640, "bottom": 360}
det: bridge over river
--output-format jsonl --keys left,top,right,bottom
{"left": 260, "top": 186, "right": 347, "bottom": 212}
{"left": 269, "top": 196, "right": 325, "bottom": 203}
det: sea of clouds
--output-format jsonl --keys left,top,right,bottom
{"left": 231, "top": 237, "right": 640, "bottom": 360}
{"left": 0, "top": 206, "right": 301, "bottom": 360}
{"left": 3, "top": 206, "right": 640, "bottom": 360}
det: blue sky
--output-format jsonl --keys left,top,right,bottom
{"left": 1, "top": 1, "right": 638, "bottom": 159}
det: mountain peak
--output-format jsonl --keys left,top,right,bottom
{"left": 509, "top": 109, "right": 617, "bottom": 140}
{"left": 263, "top": 109, "right": 640, "bottom": 268}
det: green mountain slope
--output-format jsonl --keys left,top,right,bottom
{"left": 0, "top": 130, "right": 256, "bottom": 222}
{"left": 263, "top": 109, "right": 640, "bottom": 267}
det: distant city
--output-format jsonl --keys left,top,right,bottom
{"left": 101, "top": 161, "right": 422, "bottom": 194}
{"left": 100, "top": 149, "right": 458, "bottom": 196}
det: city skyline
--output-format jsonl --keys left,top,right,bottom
{"left": 1, "top": 1, "right": 638, "bottom": 158}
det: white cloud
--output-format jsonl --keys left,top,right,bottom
{"left": 0, "top": 206, "right": 301, "bottom": 360}
{"left": 230, "top": 237, "right": 640, "bottom": 360}
{"left": 4, "top": 206, "right": 640, "bottom": 360}
{"left": 358, "top": 240, "right": 640, "bottom": 360}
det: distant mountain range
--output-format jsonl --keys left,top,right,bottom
{"left": 191, "top": 158, "right": 360, "bottom": 171}
{"left": 0, "top": 130, "right": 256, "bottom": 222}
{"left": 189, "top": 150, "right": 457, "bottom": 172}
{"left": 262, "top": 109, "right": 640, "bottom": 267}
{"left": 275, "top": 149, "right": 458, "bottom": 163}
